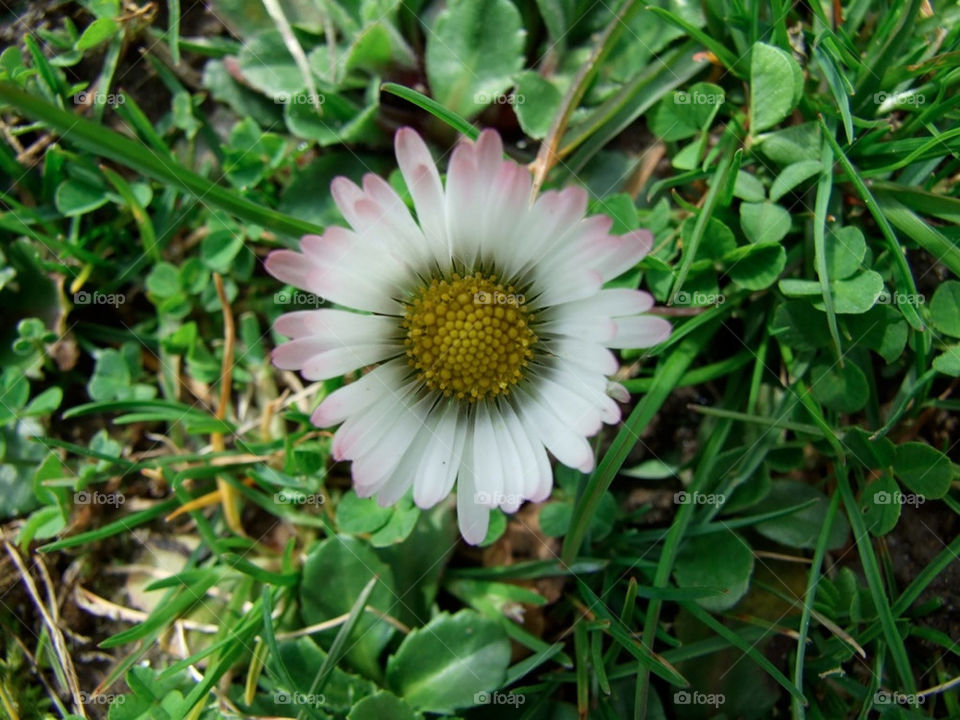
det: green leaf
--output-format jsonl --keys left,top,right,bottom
{"left": 722, "top": 242, "right": 786, "bottom": 291}
{"left": 300, "top": 536, "right": 397, "bottom": 679}
{"left": 750, "top": 42, "right": 803, "bottom": 132}
{"left": 236, "top": 29, "right": 304, "bottom": 98}
{"left": 860, "top": 473, "right": 901, "bottom": 536}
{"left": 271, "top": 638, "right": 376, "bottom": 714}
{"left": 824, "top": 226, "right": 866, "bottom": 280}
{"left": 200, "top": 229, "right": 245, "bottom": 273}
{"left": 369, "top": 501, "right": 420, "bottom": 547}
{"left": 375, "top": 506, "right": 457, "bottom": 627}
{"left": 844, "top": 427, "right": 895, "bottom": 468}
{"left": 651, "top": 82, "right": 726, "bottom": 141}
{"left": 892, "top": 442, "right": 953, "bottom": 499}
{"left": 347, "top": 691, "right": 417, "bottom": 720}
{"left": 753, "top": 480, "right": 850, "bottom": 549}
{"left": 771, "top": 301, "right": 831, "bottom": 351}
{"left": 769, "top": 160, "right": 822, "bottom": 201}
{"left": 690, "top": 216, "right": 736, "bottom": 260}
{"left": 781, "top": 274, "right": 884, "bottom": 315}
{"left": 809, "top": 358, "right": 869, "bottom": 413}
{"left": 337, "top": 490, "right": 393, "bottom": 534}
{"left": 76, "top": 17, "right": 119, "bottom": 51}
{"left": 733, "top": 171, "right": 765, "bottom": 202}
{"left": 386, "top": 610, "right": 510, "bottom": 712}
{"left": 843, "top": 305, "right": 908, "bottom": 364}
{"left": 829, "top": 271, "right": 884, "bottom": 314}
{"left": 55, "top": 178, "right": 109, "bottom": 216}
{"left": 673, "top": 531, "right": 754, "bottom": 611}
{"left": 23, "top": 386, "right": 62, "bottom": 415}
{"left": 425, "top": 0, "right": 525, "bottom": 119}
{"left": 757, "top": 122, "right": 821, "bottom": 164}
{"left": 929, "top": 280, "right": 960, "bottom": 338}
{"left": 512, "top": 71, "right": 563, "bottom": 139}
{"left": 145, "top": 262, "right": 181, "bottom": 298}
{"left": 345, "top": 23, "right": 393, "bottom": 75}
{"left": 933, "top": 345, "right": 960, "bottom": 376}
{"left": 739, "top": 201, "right": 791, "bottom": 244}
{"left": 534, "top": 0, "right": 575, "bottom": 44}
{"left": 284, "top": 91, "right": 380, "bottom": 146}
{"left": 87, "top": 349, "right": 132, "bottom": 402}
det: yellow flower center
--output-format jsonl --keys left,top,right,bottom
{"left": 403, "top": 271, "right": 536, "bottom": 401}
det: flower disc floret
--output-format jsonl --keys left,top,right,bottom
{"left": 402, "top": 271, "right": 535, "bottom": 401}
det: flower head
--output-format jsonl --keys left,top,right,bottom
{"left": 266, "top": 128, "right": 671, "bottom": 544}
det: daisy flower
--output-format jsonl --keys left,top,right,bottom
{"left": 266, "top": 128, "right": 671, "bottom": 544}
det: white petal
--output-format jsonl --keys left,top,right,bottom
{"left": 331, "top": 380, "right": 421, "bottom": 461}
{"left": 472, "top": 403, "right": 504, "bottom": 506}
{"left": 514, "top": 387, "right": 595, "bottom": 472}
{"left": 530, "top": 267, "right": 604, "bottom": 307}
{"left": 395, "top": 127, "right": 449, "bottom": 264}
{"left": 539, "top": 316, "right": 617, "bottom": 344}
{"left": 528, "top": 434, "right": 554, "bottom": 503}
{"left": 311, "top": 360, "right": 410, "bottom": 427}
{"left": 297, "top": 344, "right": 402, "bottom": 381}
{"left": 593, "top": 229, "right": 654, "bottom": 281}
{"left": 330, "top": 176, "right": 369, "bottom": 230}
{"left": 497, "top": 400, "right": 541, "bottom": 504}
{"left": 291, "top": 229, "right": 407, "bottom": 314}
{"left": 352, "top": 395, "right": 434, "bottom": 499}
{"left": 487, "top": 405, "right": 524, "bottom": 513}
{"left": 541, "top": 365, "right": 621, "bottom": 425}
{"left": 543, "top": 339, "right": 619, "bottom": 376}
{"left": 607, "top": 381, "right": 630, "bottom": 403}
{"left": 456, "top": 424, "right": 490, "bottom": 545}
{"left": 413, "top": 401, "right": 466, "bottom": 508}
{"left": 550, "top": 289, "right": 654, "bottom": 318}
{"left": 481, "top": 162, "right": 534, "bottom": 275}
{"left": 444, "top": 140, "right": 483, "bottom": 267}
{"left": 274, "top": 309, "right": 397, "bottom": 342}
{"left": 474, "top": 129, "right": 504, "bottom": 187}
{"left": 528, "top": 376, "right": 603, "bottom": 437}
{"left": 609, "top": 315, "right": 673, "bottom": 349}
{"left": 359, "top": 174, "right": 433, "bottom": 268}
{"left": 265, "top": 249, "right": 318, "bottom": 291}
{"left": 510, "top": 187, "right": 589, "bottom": 277}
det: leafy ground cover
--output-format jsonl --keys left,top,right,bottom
{"left": 1, "top": 0, "right": 959, "bottom": 718}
